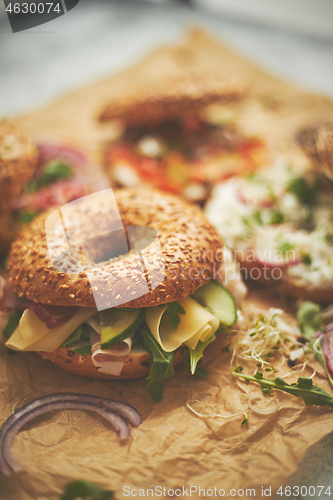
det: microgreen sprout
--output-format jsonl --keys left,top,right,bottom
{"left": 230, "top": 308, "right": 300, "bottom": 375}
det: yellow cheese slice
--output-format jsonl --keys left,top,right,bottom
{"left": 145, "top": 297, "right": 219, "bottom": 352}
{"left": 6, "top": 307, "right": 97, "bottom": 352}
{"left": 19, "top": 309, "right": 52, "bottom": 345}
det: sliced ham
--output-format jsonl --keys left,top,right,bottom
{"left": 25, "top": 302, "right": 79, "bottom": 329}
{"left": 89, "top": 330, "right": 133, "bottom": 376}
{"left": 0, "top": 278, "right": 78, "bottom": 329}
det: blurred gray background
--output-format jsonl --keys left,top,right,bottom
{"left": 1, "top": 1, "right": 333, "bottom": 498}
{"left": 0, "top": 0, "right": 333, "bottom": 117}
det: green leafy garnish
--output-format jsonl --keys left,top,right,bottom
{"left": 60, "top": 480, "right": 113, "bottom": 500}
{"left": 27, "top": 161, "right": 72, "bottom": 193}
{"left": 137, "top": 324, "right": 175, "bottom": 402}
{"left": 188, "top": 335, "right": 215, "bottom": 375}
{"left": 17, "top": 210, "right": 40, "bottom": 225}
{"left": 276, "top": 241, "right": 295, "bottom": 255}
{"left": 302, "top": 253, "right": 312, "bottom": 265}
{"left": 269, "top": 209, "right": 284, "bottom": 224}
{"left": 163, "top": 302, "right": 186, "bottom": 330}
{"left": 62, "top": 325, "right": 87, "bottom": 347}
{"left": 62, "top": 324, "right": 91, "bottom": 354}
{"left": 241, "top": 415, "right": 248, "bottom": 425}
{"left": 183, "top": 350, "right": 208, "bottom": 378}
{"left": 3, "top": 311, "right": 23, "bottom": 339}
{"left": 297, "top": 301, "right": 323, "bottom": 346}
{"left": 235, "top": 365, "right": 244, "bottom": 373}
{"left": 233, "top": 371, "right": 333, "bottom": 408}
{"left": 195, "top": 364, "right": 208, "bottom": 378}
{"left": 242, "top": 209, "right": 263, "bottom": 227}
{"left": 287, "top": 176, "right": 321, "bottom": 207}
{"left": 73, "top": 345, "right": 92, "bottom": 355}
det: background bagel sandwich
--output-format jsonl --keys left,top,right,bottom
{"left": 205, "top": 161, "right": 333, "bottom": 303}
{"left": 0, "top": 119, "right": 109, "bottom": 262}
{"left": 1, "top": 187, "right": 237, "bottom": 402}
{"left": 0, "top": 119, "right": 38, "bottom": 259}
{"left": 99, "top": 73, "right": 266, "bottom": 204}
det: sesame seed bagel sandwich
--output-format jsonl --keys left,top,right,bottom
{"left": 0, "top": 118, "right": 108, "bottom": 261}
{"left": 1, "top": 187, "right": 237, "bottom": 401}
{"left": 100, "top": 73, "right": 265, "bottom": 204}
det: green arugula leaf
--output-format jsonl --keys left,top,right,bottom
{"left": 3, "top": 311, "right": 23, "bottom": 339}
{"left": 195, "top": 364, "right": 208, "bottom": 378}
{"left": 62, "top": 324, "right": 90, "bottom": 348}
{"left": 72, "top": 345, "right": 92, "bottom": 355}
{"left": 137, "top": 324, "right": 175, "bottom": 403}
{"left": 233, "top": 371, "right": 333, "bottom": 408}
{"left": 188, "top": 335, "right": 215, "bottom": 375}
{"left": 28, "top": 161, "right": 72, "bottom": 193}
{"left": 183, "top": 350, "right": 208, "bottom": 378}
{"left": 60, "top": 480, "right": 113, "bottom": 500}
{"left": 163, "top": 302, "right": 186, "bottom": 330}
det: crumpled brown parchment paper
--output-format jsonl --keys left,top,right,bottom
{"left": 1, "top": 28, "right": 333, "bottom": 500}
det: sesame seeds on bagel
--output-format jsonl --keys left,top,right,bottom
{"left": 8, "top": 187, "right": 223, "bottom": 309}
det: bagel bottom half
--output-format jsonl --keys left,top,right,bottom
{"left": 36, "top": 346, "right": 185, "bottom": 380}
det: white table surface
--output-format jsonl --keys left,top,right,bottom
{"left": 0, "top": 0, "right": 333, "bottom": 117}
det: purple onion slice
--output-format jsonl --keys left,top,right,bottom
{"left": 1, "top": 401, "right": 130, "bottom": 476}
{"left": 321, "top": 332, "right": 333, "bottom": 379}
{"left": 1, "top": 393, "right": 141, "bottom": 435}
{"left": 0, "top": 394, "right": 142, "bottom": 476}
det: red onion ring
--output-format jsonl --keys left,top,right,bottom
{"left": 0, "top": 394, "right": 142, "bottom": 476}
{"left": 1, "top": 402, "right": 128, "bottom": 476}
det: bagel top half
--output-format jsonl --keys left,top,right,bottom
{"left": 0, "top": 119, "right": 38, "bottom": 216}
{"left": 8, "top": 187, "right": 222, "bottom": 308}
{"left": 99, "top": 73, "right": 246, "bottom": 127}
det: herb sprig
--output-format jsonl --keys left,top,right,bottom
{"left": 233, "top": 371, "right": 333, "bottom": 408}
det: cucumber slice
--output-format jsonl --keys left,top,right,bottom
{"left": 100, "top": 308, "right": 145, "bottom": 350}
{"left": 191, "top": 280, "right": 237, "bottom": 327}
